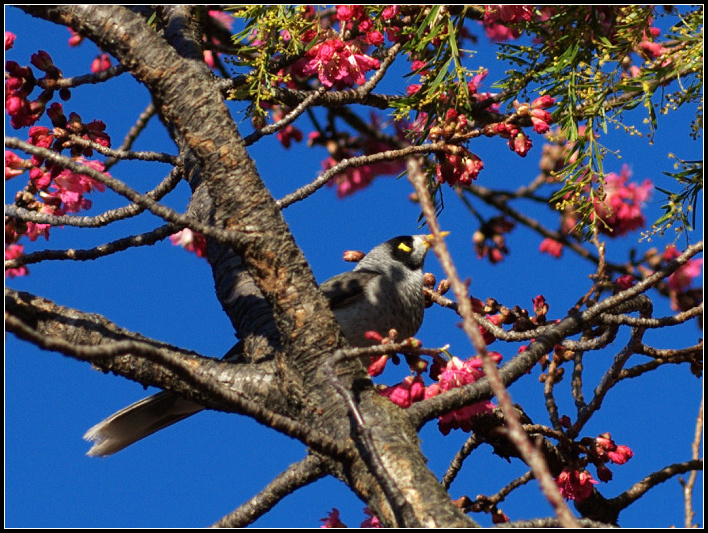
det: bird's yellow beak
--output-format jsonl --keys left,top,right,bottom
{"left": 423, "top": 231, "right": 450, "bottom": 248}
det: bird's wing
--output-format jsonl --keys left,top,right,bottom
{"left": 319, "top": 268, "right": 380, "bottom": 310}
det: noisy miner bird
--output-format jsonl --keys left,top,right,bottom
{"left": 84, "top": 234, "right": 443, "bottom": 456}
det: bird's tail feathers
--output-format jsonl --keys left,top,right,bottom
{"left": 83, "top": 391, "right": 204, "bottom": 457}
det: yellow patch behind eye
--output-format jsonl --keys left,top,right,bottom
{"left": 398, "top": 242, "right": 412, "bottom": 253}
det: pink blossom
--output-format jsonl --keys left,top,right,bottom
{"left": 5, "top": 61, "right": 41, "bottom": 129}
{"left": 29, "top": 167, "right": 52, "bottom": 189}
{"left": 381, "top": 6, "right": 399, "bottom": 20}
{"left": 292, "top": 38, "right": 380, "bottom": 89}
{"left": 336, "top": 5, "right": 363, "bottom": 22}
{"left": 67, "top": 27, "right": 83, "bottom": 47}
{"left": 45, "top": 158, "right": 107, "bottom": 213}
{"left": 366, "top": 30, "right": 385, "bottom": 46}
{"left": 478, "top": 313, "right": 504, "bottom": 345}
{"left": 530, "top": 108, "right": 553, "bottom": 133}
{"left": 427, "top": 354, "right": 501, "bottom": 435}
{"left": 367, "top": 354, "right": 389, "bottom": 377}
{"left": 539, "top": 237, "right": 563, "bottom": 258}
{"left": 532, "top": 94, "right": 555, "bottom": 109}
{"left": 615, "top": 274, "right": 636, "bottom": 290}
{"left": 323, "top": 131, "right": 407, "bottom": 198}
{"left": 5, "top": 150, "right": 27, "bottom": 179}
{"left": 5, "top": 31, "right": 16, "bottom": 51}
{"left": 360, "top": 507, "right": 382, "bottom": 528}
{"left": 663, "top": 245, "right": 702, "bottom": 292}
{"left": 5, "top": 244, "right": 28, "bottom": 278}
{"left": 636, "top": 40, "right": 666, "bottom": 60}
{"left": 379, "top": 375, "right": 426, "bottom": 408}
{"left": 467, "top": 69, "right": 489, "bottom": 94}
{"left": 509, "top": 132, "right": 532, "bottom": 156}
{"left": 90, "top": 53, "right": 112, "bottom": 73}
{"left": 276, "top": 124, "right": 303, "bottom": 149}
{"left": 208, "top": 10, "right": 234, "bottom": 31}
{"left": 593, "top": 166, "right": 653, "bottom": 237}
{"left": 555, "top": 469, "right": 598, "bottom": 502}
{"left": 484, "top": 5, "right": 534, "bottom": 24}
{"left": 320, "top": 508, "right": 346, "bottom": 528}
{"left": 594, "top": 433, "right": 634, "bottom": 465}
{"left": 483, "top": 22, "right": 521, "bottom": 42}
{"left": 473, "top": 216, "right": 514, "bottom": 264}
{"left": 533, "top": 294, "right": 548, "bottom": 318}
{"left": 435, "top": 152, "right": 484, "bottom": 186}
{"left": 607, "top": 445, "right": 634, "bottom": 465}
{"left": 170, "top": 228, "right": 207, "bottom": 258}
{"left": 482, "top": 6, "right": 535, "bottom": 41}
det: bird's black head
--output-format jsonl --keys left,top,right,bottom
{"left": 386, "top": 235, "right": 430, "bottom": 270}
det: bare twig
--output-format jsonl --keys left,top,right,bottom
{"left": 211, "top": 454, "right": 330, "bottom": 528}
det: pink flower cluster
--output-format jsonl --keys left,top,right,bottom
{"left": 90, "top": 54, "right": 112, "bottom": 74}
{"left": 593, "top": 165, "right": 653, "bottom": 237}
{"left": 320, "top": 508, "right": 346, "bottom": 528}
{"left": 426, "top": 353, "right": 501, "bottom": 435}
{"left": 379, "top": 375, "right": 426, "bottom": 408}
{"left": 663, "top": 245, "right": 703, "bottom": 293}
{"left": 554, "top": 468, "right": 598, "bottom": 502}
{"left": 292, "top": 38, "right": 380, "bottom": 89}
{"left": 5, "top": 123, "right": 109, "bottom": 254}
{"left": 5, "top": 31, "right": 16, "bottom": 51}
{"left": 203, "top": 10, "right": 235, "bottom": 69}
{"left": 6, "top": 49, "right": 66, "bottom": 129}
{"left": 661, "top": 245, "right": 703, "bottom": 312}
{"left": 594, "top": 433, "right": 634, "bottom": 466}
{"left": 435, "top": 151, "right": 484, "bottom": 187}
{"left": 5, "top": 244, "right": 28, "bottom": 278}
{"left": 319, "top": 506, "right": 381, "bottom": 528}
{"left": 270, "top": 106, "right": 303, "bottom": 149}
{"left": 482, "top": 5, "right": 534, "bottom": 42}
{"left": 513, "top": 95, "right": 556, "bottom": 134}
{"left": 590, "top": 432, "right": 634, "bottom": 482}
{"left": 375, "top": 352, "right": 501, "bottom": 436}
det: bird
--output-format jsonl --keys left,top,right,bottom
{"left": 83, "top": 234, "right": 443, "bottom": 456}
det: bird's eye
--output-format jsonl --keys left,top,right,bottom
{"left": 398, "top": 242, "right": 412, "bottom": 253}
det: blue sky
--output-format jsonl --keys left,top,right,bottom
{"left": 5, "top": 7, "right": 703, "bottom": 528}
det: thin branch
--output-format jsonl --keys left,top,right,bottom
{"left": 681, "top": 393, "right": 703, "bottom": 528}
{"left": 598, "top": 303, "right": 703, "bottom": 328}
{"left": 441, "top": 432, "right": 483, "bottom": 489}
{"left": 244, "top": 85, "right": 328, "bottom": 146}
{"left": 60, "top": 132, "right": 179, "bottom": 165}
{"left": 276, "top": 143, "right": 446, "bottom": 209}
{"left": 4, "top": 223, "right": 177, "bottom": 270}
{"left": 42, "top": 63, "right": 127, "bottom": 89}
{"left": 571, "top": 323, "right": 649, "bottom": 437}
{"left": 608, "top": 459, "right": 704, "bottom": 512}
{"left": 104, "top": 102, "right": 157, "bottom": 170}
{"left": 211, "top": 454, "right": 330, "bottom": 528}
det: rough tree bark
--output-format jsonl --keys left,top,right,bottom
{"left": 16, "top": 5, "right": 474, "bottom": 527}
